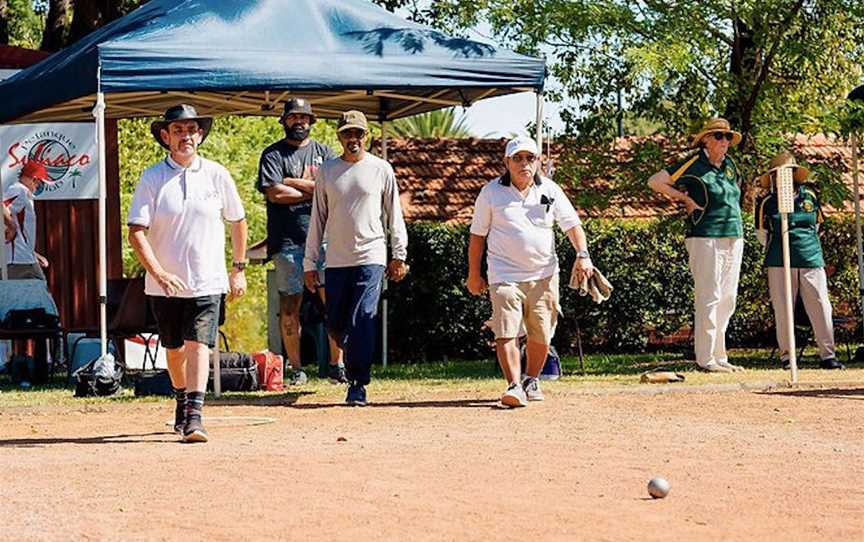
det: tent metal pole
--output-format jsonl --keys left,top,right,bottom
{"left": 93, "top": 72, "right": 108, "bottom": 358}
{"left": 0, "top": 166, "right": 6, "bottom": 280}
{"left": 851, "top": 134, "right": 864, "bottom": 341}
{"left": 535, "top": 91, "right": 544, "bottom": 151}
{"left": 381, "top": 120, "right": 389, "bottom": 369}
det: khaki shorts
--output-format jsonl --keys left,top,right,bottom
{"left": 488, "top": 274, "right": 559, "bottom": 344}
{"left": 6, "top": 263, "right": 45, "bottom": 280}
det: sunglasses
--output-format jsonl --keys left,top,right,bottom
{"left": 510, "top": 154, "right": 537, "bottom": 163}
{"left": 712, "top": 132, "right": 735, "bottom": 141}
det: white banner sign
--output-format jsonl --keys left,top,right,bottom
{"left": 1, "top": 123, "right": 98, "bottom": 200}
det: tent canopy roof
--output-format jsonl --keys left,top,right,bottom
{"left": 0, "top": 0, "right": 545, "bottom": 123}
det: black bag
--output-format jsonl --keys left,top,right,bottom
{"left": 1, "top": 308, "right": 60, "bottom": 330}
{"left": 9, "top": 354, "right": 35, "bottom": 385}
{"left": 73, "top": 357, "right": 124, "bottom": 397}
{"left": 133, "top": 369, "right": 174, "bottom": 396}
{"left": 209, "top": 351, "right": 259, "bottom": 392}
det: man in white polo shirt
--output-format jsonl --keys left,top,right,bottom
{"left": 467, "top": 136, "right": 593, "bottom": 407}
{"left": 128, "top": 104, "right": 247, "bottom": 443}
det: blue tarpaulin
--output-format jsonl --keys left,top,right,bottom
{"left": 0, "top": 0, "right": 546, "bottom": 123}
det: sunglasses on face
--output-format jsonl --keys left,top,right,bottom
{"left": 712, "top": 132, "right": 734, "bottom": 142}
{"left": 510, "top": 154, "right": 537, "bottom": 163}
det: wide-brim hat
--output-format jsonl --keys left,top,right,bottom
{"left": 691, "top": 117, "right": 742, "bottom": 148}
{"left": 280, "top": 98, "right": 316, "bottom": 124}
{"left": 757, "top": 151, "right": 811, "bottom": 189}
{"left": 150, "top": 104, "right": 213, "bottom": 150}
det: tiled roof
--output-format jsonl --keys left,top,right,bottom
{"left": 377, "top": 136, "right": 862, "bottom": 223}
{"left": 0, "top": 45, "right": 49, "bottom": 69}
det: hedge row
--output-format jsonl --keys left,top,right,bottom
{"left": 384, "top": 216, "right": 861, "bottom": 361}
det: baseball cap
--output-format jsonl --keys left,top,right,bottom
{"left": 337, "top": 110, "right": 368, "bottom": 133}
{"left": 20, "top": 160, "right": 50, "bottom": 182}
{"left": 504, "top": 136, "right": 539, "bottom": 158}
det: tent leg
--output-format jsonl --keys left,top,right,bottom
{"left": 94, "top": 90, "right": 108, "bottom": 357}
{"left": 0, "top": 166, "right": 6, "bottom": 280}
{"left": 535, "top": 91, "right": 544, "bottom": 152}
{"left": 381, "top": 120, "right": 389, "bottom": 369}
{"left": 851, "top": 134, "right": 864, "bottom": 361}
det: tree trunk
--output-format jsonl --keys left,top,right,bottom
{"left": 41, "top": 0, "right": 71, "bottom": 52}
{"left": 67, "top": 0, "right": 103, "bottom": 44}
{"left": 0, "top": 0, "right": 8, "bottom": 46}
{"left": 724, "top": 16, "right": 757, "bottom": 149}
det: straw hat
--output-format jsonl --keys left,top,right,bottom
{"left": 691, "top": 117, "right": 742, "bottom": 147}
{"left": 757, "top": 151, "right": 811, "bottom": 189}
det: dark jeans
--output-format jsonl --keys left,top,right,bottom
{"left": 324, "top": 265, "right": 385, "bottom": 386}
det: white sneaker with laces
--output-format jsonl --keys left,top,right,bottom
{"left": 522, "top": 376, "right": 545, "bottom": 401}
{"left": 500, "top": 382, "right": 528, "bottom": 408}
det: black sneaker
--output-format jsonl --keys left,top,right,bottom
{"left": 345, "top": 382, "right": 367, "bottom": 406}
{"left": 183, "top": 414, "right": 209, "bottom": 443}
{"left": 327, "top": 364, "right": 348, "bottom": 384}
{"left": 173, "top": 401, "right": 186, "bottom": 435}
{"left": 820, "top": 357, "right": 844, "bottom": 370}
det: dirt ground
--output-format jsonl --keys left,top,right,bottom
{"left": 1, "top": 382, "right": 863, "bottom": 542}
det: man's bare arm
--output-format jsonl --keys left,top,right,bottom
{"left": 265, "top": 183, "right": 312, "bottom": 204}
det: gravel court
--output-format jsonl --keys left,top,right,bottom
{"left": 0, "top": 380, "right": 862, "bottom": 541}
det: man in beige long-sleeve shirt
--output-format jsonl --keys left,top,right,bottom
{"left": 304, "top": 110, "right": 408, "bottom": 406}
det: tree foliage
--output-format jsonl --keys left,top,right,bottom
{"left": 390, "top": 108, "right": 473, "bottom": 138}
{"left": 0, "top": 0, "right": 147, "bottom": 50}
{"left": 374, "top": 0, "right": 864, "bottom": 207}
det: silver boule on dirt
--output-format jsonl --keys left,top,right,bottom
{"left": 647, "top": 477, "right": 670, "bottom": 499}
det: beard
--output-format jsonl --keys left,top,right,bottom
{"left": 284, "top": 124, "right": 310, "bottom": 141}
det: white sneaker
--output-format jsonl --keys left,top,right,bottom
{"left": 522, "top": 376, "right": 545, "bottom": 401}
{"left": 698, "top": 362, "right": 733, "bottom": 373}
{"left": 500, "top": 383, "right": 528, "bottom": 408}
{"left": 287, "top": 368, "right": 308, "bottom": 386}
{"left": 717, "top": 360, "right": 744, "bottom": 372}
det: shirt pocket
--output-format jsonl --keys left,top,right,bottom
{"left": 526, "top": 203, "right": 554, "bottom": 228}
{"left": 186, "top": 188, "right": 223, "bottom": 220}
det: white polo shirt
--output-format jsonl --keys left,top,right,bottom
{"left": 3, "top": 182, "right": 37, "bottom": 264}
{"left": 470, "top": 175, "right": 581, "bottom": 284}
{"left": 128, "top": 155, "right": 245, "bottom": 298}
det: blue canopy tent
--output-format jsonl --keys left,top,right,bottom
{"left": 0, "top": 0, "right": 546, "bottom": 382}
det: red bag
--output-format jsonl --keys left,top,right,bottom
{"left": 252, "top": 350, "right": 284, "bottom": 392}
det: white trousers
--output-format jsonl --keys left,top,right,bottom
{"left": 767, "top": 267, "right": 835, "bottom": 361}
{"left": 685, "top": 237, "right": 743, "bottom": 367}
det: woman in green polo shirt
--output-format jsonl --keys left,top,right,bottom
{"left": 647, "top": 118, "right": 745, "bottom": 373}
{"left": 755, "top": 151, "right": 841, "bottom": 370}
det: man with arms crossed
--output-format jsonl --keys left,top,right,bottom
{"left": 258, "top": 98, "right": 345, "bottom": 384}
{"left": 128, "top": 104, "right": 247, "bottom": 443}
{"left": 467, "top": 136, "right": 592, "bottom": 407}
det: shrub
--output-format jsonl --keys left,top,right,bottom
{"left": 385, "top": 216, "right": 859, "bottom": 361}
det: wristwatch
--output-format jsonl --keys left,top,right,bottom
{"left": 232, "top": 261, "right": 247, "bottom": 271}
{"left": 575, "top": 250, "right": 591, "bottom": 259}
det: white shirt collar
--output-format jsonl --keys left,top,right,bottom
{"left": 166, "top": 154, "right": 202, "bottom": 172}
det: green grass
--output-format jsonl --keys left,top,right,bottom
{"left": 1, "top": 346, "right": 861, "bottom": 409}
